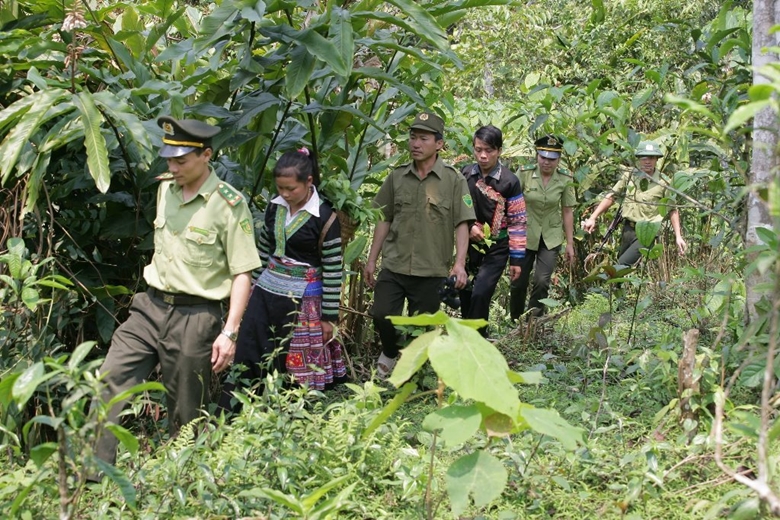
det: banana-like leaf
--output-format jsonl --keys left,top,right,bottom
{"left": 72, "top": 92, "right": 111, "bottom": 193}
{"left": 92, "top": 90, "right": 156, "bottom": 168}
{"left": 285, "top": 45, "right": 317, "bottom": 99}
{"left": 382, "top": 0, "right": 447, "bottom": 51}
{"left": 0, "top": 88, "right": 70, "bottom": 186}
{"left": 329, "top": 7, "right": 354, "bottom": 78}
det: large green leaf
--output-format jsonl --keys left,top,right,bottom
{"left": 445, "top": 451, "right": 507, "bottom": 516}
{"left": 285, "top": 44, "right": 317, "bottom": 99}
{"left": 388, "top": 329, "right": 437, "bottom": 386}
{"left": 0, "top": 88, "right": 70, "bottom": 186}
{"left": 193, "top": 2, "right": 241, "bottom": 54}
{"left": 518, "top": 405, "right": 584, "bottom": 450}
{"left": 429, "top": 318, "right": 520, "bottom": 418}
{"left": 329, "top": 7, "right": 354, "bottom": 78}
{"left": 635, "top": 220, "right": 661, "bottom": 248}
{"left": 422, "top": 404, "right": 481, "bottom": 446}
{"left": 724, "top": 100, "right": 772, "bottom": 134}
{"left": 262, "top": 25, "right": 349, "bottom": 77}
{"left": 72, "top": 92, "right": 111, "bottom": 193}
{"left": 94, "top": 458, "right": 137, "bottom": 509}
{"left": 92, "top": 91, "right": 156, "bottom": 168}
{"left": 106, "top": 423, "right": 139, "bottom": 454}
{"left": 12, "top": 362, "right": 46, "bottom": 408}
{"left": 382, "top": 0, "right": 447, "bottom": 51}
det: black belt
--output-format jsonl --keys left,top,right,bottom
{"left": 149, "top": 288, "right": 217, "bottom": 306}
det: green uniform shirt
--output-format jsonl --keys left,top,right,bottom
{"left": 608, "top": 167, "right": 670, "bottom": 224}
{"left": 373, "top": 156, "right": 475, "bottom": 277}
{"left": 144, "top": 170, "right": 262, "bottom": 300}
{"left": 517, "top": 165, "right": 576, "bottom": 251}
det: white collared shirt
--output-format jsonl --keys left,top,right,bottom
{"left": 271, "top": 185, "right": 321, "bottom": 225}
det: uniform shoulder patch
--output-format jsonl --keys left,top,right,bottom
{"left": 519, "top": 164, "right": 536, "bottom": 171}
{"left": 155, "top": 172, "right": 174, "bottom": 181}
{"left": 217, "top": 183, "right": 244, "bottom": 207}
{"left": 462, "top": 194, "right": 473, "bottom": 208}
{"left": 556, "top": 167, "right": 572, "bottom": 177}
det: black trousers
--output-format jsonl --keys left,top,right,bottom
{"left": 371, "top": 269, "right": 444, "bottom": 358}
{"left": 460, "top": 238, "right": 509, "bottom": 336}
{"left": 510, "top": 238, "right": 560, "bottom": 320}
{"left": 217, "top": 287, "right": 297, "bottom": 413}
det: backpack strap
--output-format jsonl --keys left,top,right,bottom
{"left": 319, "top": 211, "right": 338, "bottom": 254}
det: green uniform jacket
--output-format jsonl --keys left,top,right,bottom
{"left": 517, "top": 165, "right": 576, "bottom": 251}
{"left": 373, "top": 156, "right": 475, "bottom": 277}
{"left": 608, "top": 167, "right": 671, "bottom": 224}
{"left": 144, "top": 170, "right": 262, "bottom": 300}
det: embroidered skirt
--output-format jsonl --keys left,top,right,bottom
{"left": 253, "top": 258, "right": 347, "bottom": 390}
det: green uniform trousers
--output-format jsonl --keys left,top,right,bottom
{"left": 94, "top": 289, "right": 221, "bottom": 464}
{"left": 510, "top": 238, "right": 560, "bottom": 320}
{"left": 617, "top": 221, "right": 644, "bottom": 266}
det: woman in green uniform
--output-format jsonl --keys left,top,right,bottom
{"left": 510, "top": 135, "right": 576, "bottom": 320}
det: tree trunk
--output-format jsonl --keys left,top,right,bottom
{"left": 746, "top": 0, "right": 780, "bottom": 320}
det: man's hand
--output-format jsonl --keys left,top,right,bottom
{"left": 469, "top": 223, "right": 485, "bottom": 242}
{"left": 450, "top": 263, "right": 468, "bottom": 289}
{"left": 364, "top": 260, "right": 377, "bottom": 288}
{"left": 509, "top": 265, "right": 522, "bottom": 282}
{"left": 211, "top": 333, "right": 236, "bottom": 373}
{"left": 676, "top": 236, "right": 688, "bottom": 256}
{"left": 321, "top": 321, "right": 334, "bottom": 344}
{"left": 565, "top": 244, "right": 576, "bottom": 264}
{"left": 582, "top": 217, "right": 597, "bottom": 234}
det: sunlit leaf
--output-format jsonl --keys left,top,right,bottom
{"left": 446, "top": 451, "right": 507, "bottom": 516}
{"left": 422, "top": 404, "right": 481, "bottom": 446}
{"left": 388, "top": 330, "right": 437, "bottom": 386}
{"left": 72, "top": 92, "right": 110, "bottom": 193}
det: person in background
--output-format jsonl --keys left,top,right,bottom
{"left": 94, "top": 116, "right": 261, "bottom": 466}
{"left": 510, "top": 135, "right": 576, "bottom": 320}
{"left": 582, "top": 140, "right": 687, "bottom": 265}
{"left": 460, "top": 125, "right": 526, "bottom": 336}
{"left": 218, "top": 148, "right": 347, "bottom": 413}
{"left": 364, "top": 111, "right": 475, "bottom": 379}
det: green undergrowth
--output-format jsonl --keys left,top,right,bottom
{"left": 1, "top": 287, "right": 768, "bottom": 519}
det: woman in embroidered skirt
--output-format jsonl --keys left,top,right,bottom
{"left": 218, "top": 148, "right": 346, "bottom": 412}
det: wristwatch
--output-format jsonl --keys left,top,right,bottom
{"left": 221, "top": 329, "right": 238, "bottom": 342}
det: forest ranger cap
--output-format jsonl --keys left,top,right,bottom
{"left": 635, "top": 140, "right": 664, "bottom": 157}
{"left": 535, "top": 135, "right": 563, "bottom": 159}
{"left": 410, "top": 112, "right": 445, "bottom": 136}
{"left": 157, "top": 116, "right": 221, "bottom": 158}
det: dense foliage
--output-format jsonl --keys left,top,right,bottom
{"left": 1, "top": 0, "right": 779, "bottom": 518}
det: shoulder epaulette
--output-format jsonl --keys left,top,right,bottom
{"left": 217, "top": 182, "right": 244, "bottom": 207}
{"left": 518, "top": 164, "right": 536, "bottom": 171}
{"left": 155, "top": 172, "right": 174, "bottom": 181}
{"left": 556, "top": 167, "right": 572, "bottom": 177}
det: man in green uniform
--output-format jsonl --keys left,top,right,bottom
{"left": 364, "top": 112, "right": 475, "bottom": 378}
{"left": 582, "top": 140, "right": 687, "bottom": 265}
{"left": 510, "top": 136, "right": 576, "bottom": 320}
{"left": 93, "top": 116, "right": 261, "bottom": 466}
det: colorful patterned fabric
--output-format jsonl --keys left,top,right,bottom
{"left": 255, "top": 257, "right": 321, "bottom": 298}
{"left": 285, "top": 293, "right": 347, "bottom": 390}
{"left": 507, "top": 194, "right": 527, "bottom": 263}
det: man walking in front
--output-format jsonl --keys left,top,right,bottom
{"left": 364, "top": 112, "right": 475, "bottom": 378}
{"left": 93, "top": 115, "right": 261, "bottom": 466}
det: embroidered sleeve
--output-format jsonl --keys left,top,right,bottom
{"left": 321, "top": 214, "right": 343, "bottom": 322}
{"left": 507, "top": 190, "right": 527, "bottom": 266}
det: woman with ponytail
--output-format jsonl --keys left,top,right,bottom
{"left": 218, "top": 148, "right": 346, "bottom": 412}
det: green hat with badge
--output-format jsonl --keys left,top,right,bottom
{"left": 410, "top": 111, "right": 445, "bottom": 136}
{"left": 157, "top": 116, "right": 221, "bottom": 158}
{"left": 635, "top": 140, "right": 663, "bottom": 157}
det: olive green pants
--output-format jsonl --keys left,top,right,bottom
{"left": 93, "top": 290, "right": 221, "bottom": 465}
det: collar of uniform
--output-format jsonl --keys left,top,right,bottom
{"left": 405, "top": 155, "right": 445, "bottom": 178}
{"left": 271, "top": 185, "right": 321, "bottom": 217}
{"left": 170, "top": 168, "right": 219, "bottom": 202}
{"left": 468, "top": 162, "right": 502, "bottom": 180}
